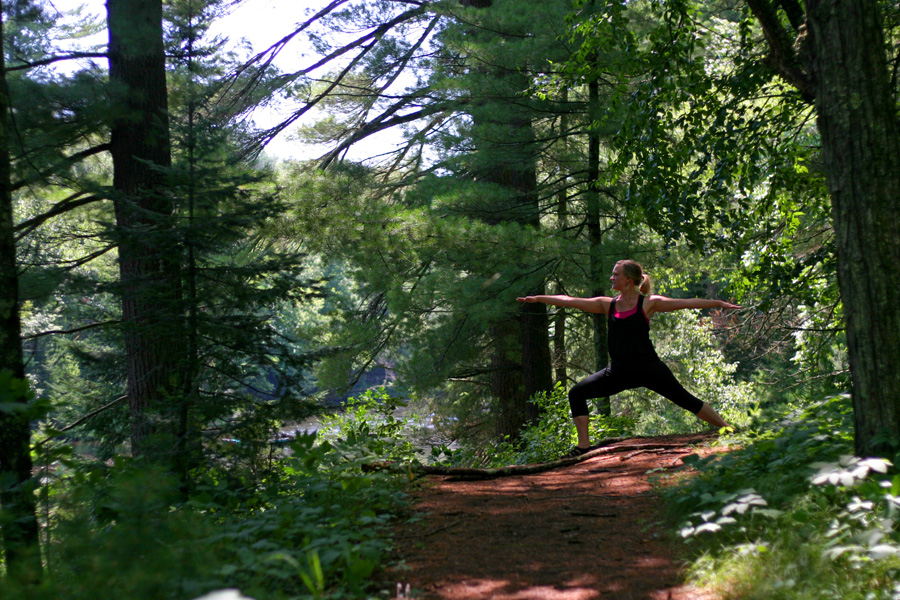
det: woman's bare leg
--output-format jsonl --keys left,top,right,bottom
{"left": 574, "top": 415, "right": 591, "bottom": 448}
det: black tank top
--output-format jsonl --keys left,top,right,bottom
{"left": 607, "top": 295, "right": 659, "bottom": 364}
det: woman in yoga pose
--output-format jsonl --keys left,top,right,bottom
{"left": 517, "top": 259, "right": 738, "bottom": 457}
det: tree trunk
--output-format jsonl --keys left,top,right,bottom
{"left": 587, "top": 78, "right": 610, "bottom": 415}
{"left": 520, "top": 297, "right": 553, "bottom": 417}
{"left": 804, "top": 0, "right": 900, "bottom": 456}
{"left": 490, "top": 320, "right": 527, "bottom": 439}
{"left": 553, "top": 89, "right": 570, "bottom": 386}
{"left": 0, "top": 9, "right": 41, "bottom": 581}
{"left": 107, "top": 0, "right": 182, "bottom": 459}
{"left": 552, "top": 305, "right": 568, "bottom": 386}
{"left": 488, "top": 143, "right": 552, "bottom": 438}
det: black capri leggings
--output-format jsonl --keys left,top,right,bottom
{"left": 568, "top": 360, "right": 704, "bottom": 417}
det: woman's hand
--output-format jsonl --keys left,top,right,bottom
{"left": 645, "top": 295, "right": 742, "bottom": 318}
{"left": 515, "top": 294, "right": 611, "bottom": 314}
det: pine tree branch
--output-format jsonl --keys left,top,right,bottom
{"left": 230, "top": 3, "right": 431, "bottom": 156}
{"left": 231, "top": 0, "right": 352, "bottom": 79}
{"left": 6, "top": 52, "right": 108, "bottom": 72}
{"left": 35, "top": 395, "right": 127, "bottom": 447}
{"left": 314, "top": 13, "right": 443, "bottom": 165}
{"left": 298, "top": 4, "right": 429, "bottom": 76}
{"left": 22, "top": 320, "right": 121, "bottom": 340}
{"left": 11, "top": 143, "right": 112, "bottom": 193}
{"left": 14, "top": 192, "right": 104, "bottom": 239}
{"left": 353, "top": 14, "right": 441, "bottom": 126}
{"left": 227, "top": 2, "right": 427, "bottom": 108}
{"left": 319, "top": 102, "right": 451, "bottom": 168}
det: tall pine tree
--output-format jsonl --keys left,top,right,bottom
{"left": 0, "top": 0, "right": 42, "bottom": 582}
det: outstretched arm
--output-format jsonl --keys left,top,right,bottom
{"left": 644, "top": 295, "right": 740, "bottom": 319}
{"left": 517, "top": 294, "right": 612, "bottom": 315}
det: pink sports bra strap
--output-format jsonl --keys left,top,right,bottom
{"left": 614, "top": 304, "right": 638, "bottom": 319}
{"left": 612, "top": 295, "right": 649, "bottom": 323}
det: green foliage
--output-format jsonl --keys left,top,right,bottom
{"left": 669, "top": 395, "right": 854, "bottom": 526}
{"left": 199, "top": 432, "right": 406, "bottom": 600}
{"left": 279, "top": 162, "right": 558, "bottom": 401}
{"left": 6, "top": 462, "right": 222, "bottom": 600}
{"left": 664, "top": 395, "right": 900, "bottom": 599}
{"left": 431, "top": 382, "right": 636, "bottom": 468}
{"left": 0, "top": 370, "right": 38, "bottom": 415}
{"left": 13, "top": 0, "right": 324, "bottom": 475}
{"left": 317, "top": 387, "right": 421, "bottom": 465}
{"left": 7, "top": 426, "right": 410, "bottom": 600}
{"left": 555, "top": 0, "right": 846, "bottom": 401}
{"left": 513, "top": 382, "right": 636, "bottom": 465}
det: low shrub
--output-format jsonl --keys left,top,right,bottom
{"left": 2, "top": 389, "right": 415, "bottom": 600}
{"left": 664, "top": 394, "right": 900, "bottom": 600}
{"left": 430, "top": 382, "right": 636, "bottom": 467}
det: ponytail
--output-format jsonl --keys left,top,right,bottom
{"left": 639, "top": 273, "right": 652, "bottom": 296}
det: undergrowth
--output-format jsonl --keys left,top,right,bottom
{"left": 3, "top": 388, "right": 416, "bottom": 600}
{"left": 429, "top": 382, "right": 637, "bottom": 468}
{"left": 663, "top": 394, "right": 900, "bottom": 599}
{"left": 14, "top": 385, "right": 896, "bottom": 600}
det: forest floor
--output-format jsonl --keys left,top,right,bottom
{"left": 381, "top": 431, "right": 730, "bottom": 600}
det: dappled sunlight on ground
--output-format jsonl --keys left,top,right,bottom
{"left": 383, "top": 432, "right": 724, "bottom": 600}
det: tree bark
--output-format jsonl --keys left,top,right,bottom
{"left": 803, "top": 0, "right": 900, "bottom": 456}
{"left": 553, "top": 89, "right": 570, "bottom": 387}
{"left": 490, "top": 320, "right": 528, "bottom": 439}
{"left": 107, "top": 0, "right": 182, "bottom": 458}
{"left": 552, "top": 304, "right": 568, "bottom": 386}
{"left": 587, "top": 78, "right": 610, "bottom": 415}
{"left": 487, "top": 140, "right": 553, "bottom": 438}
{"left": 0, "top": 7, "right": 41, "bottom": 581}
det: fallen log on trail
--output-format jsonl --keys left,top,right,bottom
{"left": 620, "top": 448, "right": 694, "bottom": 461}
{"left": 364, "top": 433, "right": 717, "bottom": 480}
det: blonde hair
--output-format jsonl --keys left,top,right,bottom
{"left": 617, "top": 260, "right": 652, "bottom": 295}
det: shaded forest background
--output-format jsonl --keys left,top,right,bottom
{"left": 0, "top": 0, "right": 899, "bottom": 598}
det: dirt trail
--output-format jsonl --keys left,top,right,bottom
{"left": 384, "top": 432, "right": 724, "bottom": 600}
